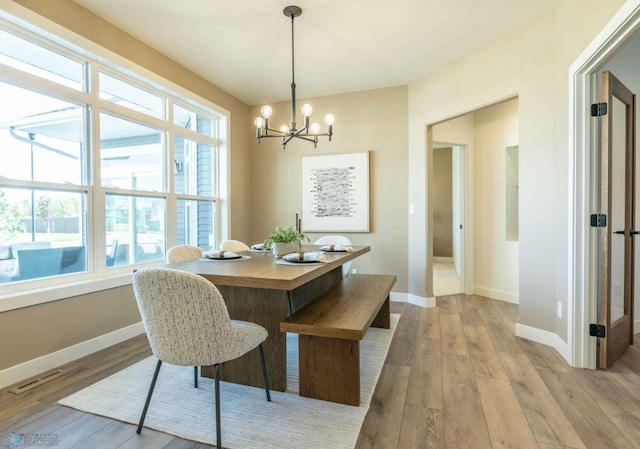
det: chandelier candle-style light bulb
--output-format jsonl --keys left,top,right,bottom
{"left": 253, "top": 6, "right": 335, "bottom": 149}
{"left": 309, "top": 123, "right": 321, "bottom": 134}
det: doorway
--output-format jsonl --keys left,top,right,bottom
{"left": 428, "top": 98, "right": 520, "bottom": 303}
{"left": 432, "top": 143, "right": 465, "bottom": 297}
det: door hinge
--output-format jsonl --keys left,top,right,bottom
{"left": 590, "top": 214, "right": 607, "bottom": 227}
{"left": 589, "top": 323, "right": 606, "bottom": 338}
{"left": 591, "top": 102, "right": 608, "bottom": 117}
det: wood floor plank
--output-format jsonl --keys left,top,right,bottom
{"left": 398, "top": 405, "right": 443, "bottom": 449}
{"left": 406, "top": 336, "right": 443, "bottom": 410}
{"left": 476, "top": 376, "right": 539, "bottom": 449}
{"left": 571, "top": 367, "right": 640, "bottom": 448}
{"left": 478, "top": 309, "right": 523, "bottom": 354}
{"left": 456, "top": 296, "right": 485, "bottom": 326}
{"left": 418, "top": 306, "right": 441, "bottom": 339}
{"left": 537, "top": 444, "right": 583, "bottom": 449}
{"left": 356, "top": 364, "right": 410, "bottom": 449}
{"left": 117, "top": 427, "right": 175, "bottom": 449}
{"left": 54, "top": 412, "right": 113, "bottom": 449}
{"left": 517, "top": 337, "right": 569, "bottom": 372}
{"left": 67, "top": 419, "right": 139, "bottom": 449}
{"left": 439, "top": 311, "right": 468, "bottom": 356}
{"left": 385, "top": 315, "right": 418, "bottom": 366}
{"left": 441, "top": 353, "right": 491, "bottom": 449}
{"left": 462, "top": 325, "right": 507, "bottom": 380}
{"left": 537, "top": 368, "right": 634, "bottom": 449}
{"left": 499, "top": 352, "right": 585, "bottom": 449}
{"left": 436, "top": 296, "right": 457, "bottom": 315}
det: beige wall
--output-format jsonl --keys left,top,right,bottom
{"left": 249, "top": 86, "right": 409, "bottom": 292}
{"left": 433, "top": 148, "right": 453, "bottom": 257}
{"left": 473, "top": 99, "right": 519, "bottom": 301}
{"left": 0, "top": 0, "right": 252, "bottom": 371}
{"left": 409, "top": 0, "right": 628, "bottom": 340}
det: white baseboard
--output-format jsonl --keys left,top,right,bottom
{"left": 390, "top": 292, "right": 436, "bottom": 308}
{"left": 433, "top": 256, "right": 453, "bottom": 262}
{"left": 515, "top": 323, "right": 572, "bottom": 364}
{"left": 475, "top": 286, "right": 519, "bottom": 304}
{"left": 0, "top": 322, "right": 145, "bottom": 390}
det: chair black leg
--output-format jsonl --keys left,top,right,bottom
{"left": 194, "top": 366, "right": 198, "bottom": 388}
{"left": 258, "top": 344, "right": 271, "bottom": 402}
{"left": 137, "top": 359, "right": 162, "bottom": 433}
{"left": 214, "top": 363, "right": 222, "bottom": 449}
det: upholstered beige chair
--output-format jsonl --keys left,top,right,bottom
{"left": 166, "top": 245, "right": 203, "bottom": 263}
{"left": 314, "top": 235, "right": 353, "bottom": 278}
{"left": 219, "top": 239, "right": 250, "bottom": 252}
{"left": 133, "top": 268, "right": 270, "bottom": 449}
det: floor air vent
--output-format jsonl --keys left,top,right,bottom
{"left": 9, "top": 369, "right": 67, "bottom": 394}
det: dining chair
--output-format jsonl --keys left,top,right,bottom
{"left": 106, "top": 240, "right": 118, "bottom": 267}
{"left": 314, "top": 235, "right": 353, "bottom": 278}
{"left": 166, "top": 245, "right": 203, "bottom": 263}
{"left": 165, "top": 244, "right": 205, "bottom": 386}
{"left": 132, "top": 268, "right": 271, "bottom": 449}
{"left": 219, "top": 239, "right": 250, "bottom": 252}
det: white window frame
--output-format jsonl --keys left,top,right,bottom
{"left": 0, "top": 6, "right": 230, "bottom": 312}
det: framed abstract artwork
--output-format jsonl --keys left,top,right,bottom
{"left": 301, "top": 151, "right": 370, "bottom": 232}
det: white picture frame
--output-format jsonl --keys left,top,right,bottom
{"left": 301, "top": 151, "right": 370, "bottom": 232}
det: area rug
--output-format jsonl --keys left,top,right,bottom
{"left": 59, "top": 314, "right": 399, "bottom": 449}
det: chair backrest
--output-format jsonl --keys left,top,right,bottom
{"left": 314, "top": 235, "right": 353, "bottom": 277}
{"left": 219, "top": 239, "right": 250, "bottom": 252}
{"left": 14, "top": 248, "right": 64, "bottom": 281}
{"left": 314, "top": 235, "right": 352, "bottom": 246}
{"left": 60, "top": 246, "right": 86, "bottom": 274}
{"left": 132, "top": 268, "right": 236, "bottom": 366}
{"left": 166, "top": 245, "right": 203, "bottom": 263}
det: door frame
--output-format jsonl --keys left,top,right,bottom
{"left": 569, "top": 0, "right": 640, "bottom": 369}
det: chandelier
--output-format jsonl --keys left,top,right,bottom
{"left": 253, "top": 6, "right": 335, "bottom": 149}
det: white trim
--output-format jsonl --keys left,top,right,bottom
{"left": 515, "top": 323, "right": 572, "bottom": 364}
{"left": 390, "top": 292, "right": 436, "bottom": 308}
{"left": 0, "top": 322, "right": 145, "bottom": 390}
{"left": 0, "top": 273, "right": 133, "bottom": 313}
{"left": 474, "top": 286, "right": 519, "bottom": 304}
{"left": 432, "top": 256, "right": 453, "bottom": 262}
{"left": 569, "top": 0, "right": 640, "bottom": 369}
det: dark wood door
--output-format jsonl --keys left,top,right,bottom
{"left": 598, "top": 71, "right": 636, "bottom": 368}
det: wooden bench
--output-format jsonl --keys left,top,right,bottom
{"left": 280, "top": 273, "right": 396, "bottom": 405}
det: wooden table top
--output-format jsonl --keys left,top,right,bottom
{"left": 165, "top": 245, "right": 370, "bottom": 291}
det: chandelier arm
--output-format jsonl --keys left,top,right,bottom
{"left": 282, "top": 134, "right": 316, "bottom": 146}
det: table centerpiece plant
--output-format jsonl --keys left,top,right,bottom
{"left": 264, "top": 226, "right": 309, "bottom": 258}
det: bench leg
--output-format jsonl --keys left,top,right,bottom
{"left": 371, "top": 295, "right": 390, "bottom": 329}
{"left": 298, "top": 335, "right": 360, "bottom": 406}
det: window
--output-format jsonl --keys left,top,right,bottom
{"left": 0, "top": 18, "right": 227, "bottom": 296}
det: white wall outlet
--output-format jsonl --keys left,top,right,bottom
{"left": 557, "top": 301, "right": 562, "bottom": 319}
{"left": 409, "top": 204, "right": 415, "bottom": 215}
{"left": 352, "top": 268, "right": 358, "bottom": 274}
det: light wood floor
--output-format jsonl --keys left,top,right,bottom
{"left": 2, "top": 295, "right": 640, "bottom": 449}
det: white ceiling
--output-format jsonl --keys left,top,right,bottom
{"left": 71, "top": 0, "right": 562, "bottom": 106}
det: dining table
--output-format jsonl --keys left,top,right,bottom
{"left": 165, "top": 245, "right": 370, "bottom": 392}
